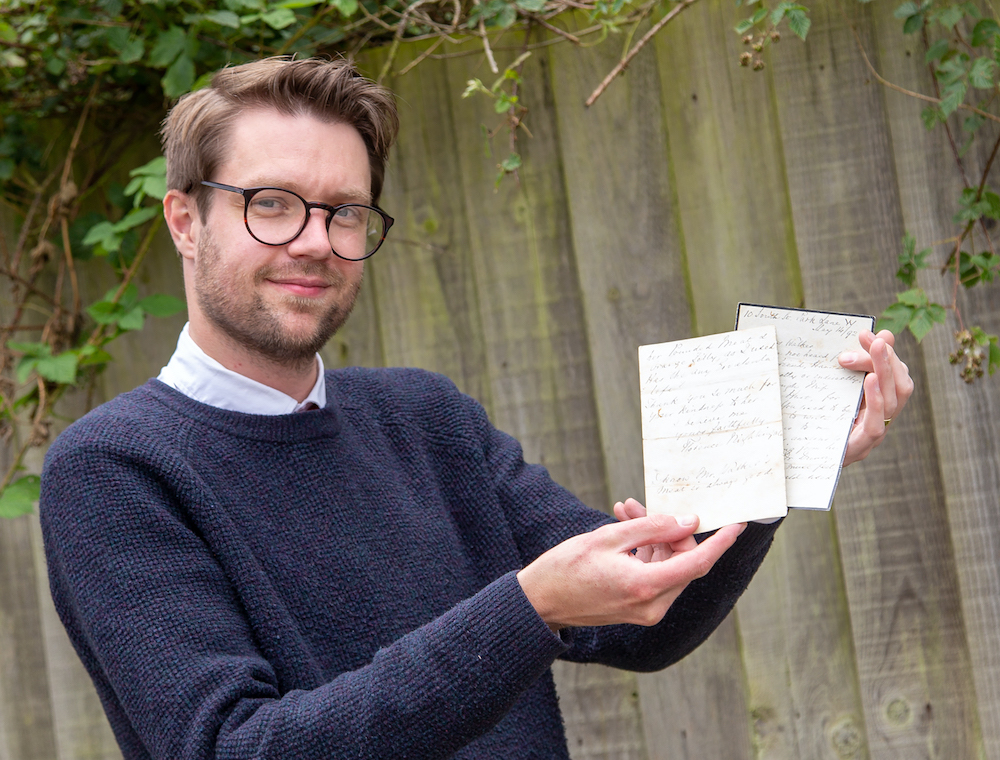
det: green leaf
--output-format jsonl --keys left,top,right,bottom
{"left": 87, "top": 300, "right": 126, "bottom": 325}
{"left": 735, "top": 17, "right": 755, "bottom": 34}
{"left": 82, "top": 220, "right": 119, "bottom": 252}
{"left": 15, "top": 357, "right": 39, "bottom": 385}
{"left": 500, "top": 153, "right": 522, "bottom": 172}
{"left": 909, "top": 304, "right": 945, "bottom": 341}
{"left": 162, "top": 54, "right": 196, "bottom": 98}
{"left": 330, "top": 0, "right": 359, "bottom": 17}
{"left": 903, "top": 13, "right": 925, "bottom": 34}
{"left": 877, "top": 302, "right": 914, "bottom": 334}
{"left": 971, "top": 18, "right": 1000, "bottom": 46}
{"left": 149, "top": 26, "right": 187, "bottom": 68}
{"left": 280, "top": 0, "right": 323, "bottom": 7}
{"left": 933, "top": 4, "right": 963, "bottom": 30}
{"left": 897, "top": 287, "right": 929, "bottom": 307}
{"left": 963, "top": 113, "right": 986, "bottom": 133}
{"left": 0, "top": 476, "right": 40, "bottom": 518}
{"left": 494, "top": 3, "right": 518, "bottom": 27}
{"left": 969, "top": 56, "right": 995, "bottom": 88}
{"left": 261, "top": 7, "right": 297, "bottom": 28}
{"left": 7, "top": 341, "right": 51, "bottom": 357}
{"left": 939, "top": 79, "right": 967, "bottom": 117}
{"left": 0, "top": 157, "right": 14, "bottom": 180}
{"left": 202, "top": 9, "right": 241, "bottom": 26}
{"left": 516, "top": 0, "right": 546, "bottom": 11}
{"left": 786, "top": 9, "right": 810, "bottom": 40}
{"left": 894, "top": 1, "right": 919, "bottom": 19}
{"left": 113, "top": 206, "right": 160, "bottom": 233}
{"left": 751, "top": 7, "right": 768, "bottom": 24}
{"left": 118, "top": 306, "right": 145, "bottom": 331}
{"left": 990, "top": 339, "right": 1000, "bottom": 375}
{"left": 138, "top": 293, "right": 186, "bottom": 317}
{"left": 925, "top": 38, "right": 950, "bottom": 63}
{"left": 34, "top": 352, "right": 79, "bottom": 384}
{"left": 78, "top": 347, "right": 113, "bottom": 366}
{"left": 119, "top": 37, "right": 145, "bottom": 64}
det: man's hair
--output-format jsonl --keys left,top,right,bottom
{"left": 161, "top": 57, "right": 399, "bottom": 216}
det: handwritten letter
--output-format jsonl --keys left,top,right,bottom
{"left": 638, "top": 327, "right": 787, "bottom": 533}
{"left": 735, "top": 304, "right": 873, "bottom": 509}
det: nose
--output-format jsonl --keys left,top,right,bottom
{"left": 286, "top": 208, "right": 331, "bottom": 260}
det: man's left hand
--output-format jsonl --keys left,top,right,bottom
{"left": 838, "top": 329, "right": 914, "bottom": 466}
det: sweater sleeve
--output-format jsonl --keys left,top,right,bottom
{"left": 40, "top": 434, "right": 568, "bottom": 760}
{"left": 475, "top": 396, "right": 780, "bottom": 672}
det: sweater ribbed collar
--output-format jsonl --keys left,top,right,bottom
{"left": 142, "top": 376, "right": 343, "bottom": 443}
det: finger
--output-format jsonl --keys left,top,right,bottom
{"left": 887, "top": 344, "right": 914, "bottom": 411}
{"left": 858, "top": 329, "right": 876, "bottom": 351}
{"left": 614, "top": 499, "right": 646, "bottom": 522}
{"left": 844, "top": 372, "right": 885, "bottom": 464}
{"left": 641, "top": 523, "right": 742, "bottom": 586}
{"left": 871, "top": 338, "right": 898, "bottom": 417}
{"left": 598, "top": 513, "right": 700, "bottom": 552}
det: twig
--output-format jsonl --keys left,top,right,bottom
{"left": 398, "top": 36, "right": 447, "bottom": 76}
{"left": 849, "top": 22, "right": 1000, "bottom": 125}
{"left": 84, "top": 216, "right": 163, "bottom": 349}
{"left": 529, "top": 15, "right": 581, "bottom": 45}
{"left": 585, "top": 0, "right": 699, "bottom": 107}
{"left": 473, "top": 0, "right": 500, "bottom": 74}
{"left": 379, "top": 0, "right": 432, "bottom": 82}
{"left": 276, "top": 2, "right": 337, "bottom": 55}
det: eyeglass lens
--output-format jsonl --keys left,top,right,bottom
{"left": 246, "top": 189, "right": 385, "bottom": 260}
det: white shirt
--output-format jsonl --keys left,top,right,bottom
{"left": 157, "top": 323, "right": 326, "bottom": 414}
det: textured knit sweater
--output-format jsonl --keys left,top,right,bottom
{"left": 40, "top": 367, "right": 778, "bottom": 760}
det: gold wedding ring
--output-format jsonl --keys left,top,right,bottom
{"left": 884, "top": 418, "right": 892, "bottom": 428}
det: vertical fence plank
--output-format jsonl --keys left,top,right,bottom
{"left": 441, "top": 37, "right": 648, "bottom": 760}
{"left": 357, "top": 48, "right": 492, "bottom": 402}
{"left": 770, "top": 3, "right": 981, "bottom": 757}
{"left": 872, "top": 7, "right": 1000, "bottom": 757}
{"left": 0, "top": 516, "right": 59, "bottom": 760}
{"left": 545, "top": 22, "right": 693, "bottom": 760}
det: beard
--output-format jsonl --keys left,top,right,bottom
{"left": 194, "top": 232, "right": 361, "bottom": 369}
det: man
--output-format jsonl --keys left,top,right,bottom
{"left": 39, "top": 57, "right": 912, "bottom": 759}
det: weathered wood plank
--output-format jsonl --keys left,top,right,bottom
{"left": 544, "top": 20, "right": 692, "bottom": 760}
{"left": 654, "top": 0, "right": 802, "bottom": 336}
{"left": 0, "top": 511, "right": 59, "bottom": 760}
{"left": 358, "top": 46, "right": 491, "bottom": 404}
{"left": 871, "top": 7, "right": 1000, "bottom": 756}
{"left": 29, "top": 515, "right": 122, "bottom": 760}
{"left": 444, "top": 37, "right": 609, "bottom": 510}
{"left": 441, "top": 37, "right": 641, "bottom": 760}
{"left": 769, "top": 4, "right": 981, "bottom": 757}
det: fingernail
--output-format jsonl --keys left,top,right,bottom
{"left": 738, "top": 523, "right": 748, "bottom": 535}
{"left": 676, "top": 514, "right": 699, "bottom": 528}
{"left": 840, "top": 351, "right": 858, "bottom": 364}
{"left": 883, "top": 345, "right": 890, "bottom": 361}
{"left": 872, "top": 374, "right": 880, "bottom": 393}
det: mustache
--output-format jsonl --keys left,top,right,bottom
{"left": 253, "top": 262, "right": 347, "bottom": 287}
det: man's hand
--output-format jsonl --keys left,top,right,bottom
{"left": 838, "top": 329, "right": 914, "bottom": 466}
{"left": 516, "top": 506, "right": 744, "bottom": 631}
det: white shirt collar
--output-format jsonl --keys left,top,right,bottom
{"left": 156, "top": 323, "right": 326, "bottom": 415}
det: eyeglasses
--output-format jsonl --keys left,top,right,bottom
{"left": 200, "top": 181, "right": 394, "bottom": 261}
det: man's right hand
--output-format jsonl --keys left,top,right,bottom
{"left": 516, "top": 507, "right": 745, "bottom": 631}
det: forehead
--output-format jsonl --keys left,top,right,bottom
{"left": 216, "top": 108, "right": 371, "bottom": 200}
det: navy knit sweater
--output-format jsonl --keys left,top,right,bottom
{"left": 40, "top": 367, "right": 777, "bottom": 760}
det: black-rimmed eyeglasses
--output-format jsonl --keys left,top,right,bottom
{"left": 201, "top": 181, "right": 394, "bottom": 261}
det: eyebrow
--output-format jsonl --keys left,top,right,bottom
{"left": 237, "top": 177, "right": 372, "bottom": 205}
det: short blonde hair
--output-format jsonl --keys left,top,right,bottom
{"left": 161, "top": 57, "right": 399, "bottom": 215}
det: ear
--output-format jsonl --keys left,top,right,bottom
{"left": 163, "top": 189, "right": 200, "bottom": 261}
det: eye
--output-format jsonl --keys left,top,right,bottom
{"left": 248, "top": 191, "right": 298, "bottom": 216}
{"left": 331, "top": 205, "right": 368, "bottom": 227}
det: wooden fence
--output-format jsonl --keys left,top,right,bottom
{"left": 2, "top": 0, "right": 1000, "bottom": 757}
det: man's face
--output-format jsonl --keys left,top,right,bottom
{"left": 186, "top": 109, "right": 371, "bottom": 366}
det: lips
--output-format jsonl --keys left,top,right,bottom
{"left": 266, "top": 278, "right": 331, "bottom": 297}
